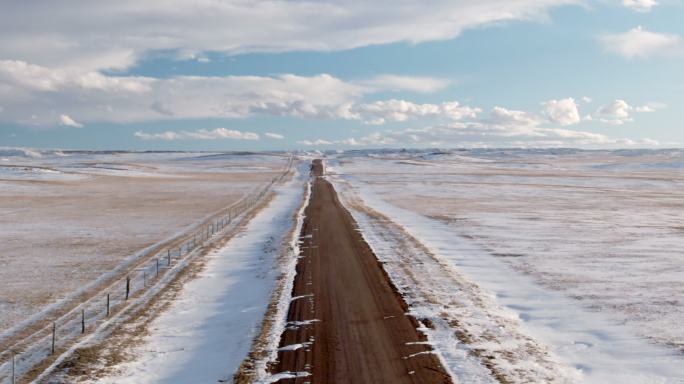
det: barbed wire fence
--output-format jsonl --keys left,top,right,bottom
{"left": 0, "top": 155, "right": 295, "bottom": 384}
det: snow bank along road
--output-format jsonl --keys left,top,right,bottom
{"left": 272, "top": 160, "right": 452, "bottom": 383}
{"left": 55, "top": 161, "right": 310, "bottom": 383}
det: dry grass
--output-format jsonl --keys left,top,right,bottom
{"left": 0, "top": 155, "right": 284, "bottom": 334}
{"left": 42, "top": 191, "right": 279, "bottom": 383}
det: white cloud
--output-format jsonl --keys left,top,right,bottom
{"left": 0, "top": 1, "right": 587, "bottom": 129}
{"left": 635, "top": 105, "right": 656, "bottom": 113}
{"left": 639, "top": 138, "right": 660, "bottom": 146}
{"left": 358, "top": 75, "right": 451, "bottom": 94}
{"left": 0, "top": 60, "right": 151, "bottom": 93}
{"left": 135, "top": 128, "right": 259, "bottom": 141}
{"left": 581, "top": 96, "right": 593, "bottom": 104}
{"left": 298, "top": 132, "right": 398, "bottom": 147}
{"left": 622, "top": 0, "right": 658, "bottom": 12}
{"left": 594, "top": 99, "right": 665, "bottom": 125}
{"left": 352, "top": 99, "right": 480, "bottom": 125}
{"left": 489, "top": 106, "right": 541, "bottom": 128}
{"left": 635, "top": 102, "right": 666, "bottom": 112}
{"left": 0, "top": 1, "right": 580, "bottom": 73}
{"left": 0, "top": 0, "right": 605, "bottom": 137}
{"left": 59, "top": 114, "right": 83, "bottom": 128}
{"left": 297, "top": 123, "right": 631, "bottom": 148}
{"left": 134, "top": 131, "right": 182, "bottom": 141}
{"left": 601, "top": 27, "right": 682, "bottom": 58}
{"left": 543, "top": 97, "right": 581, "bottom": 126}
{"left": 0, "top": 63, "right": 454, "bottom": 126}
{"left": 184, "top": 128, "right": 260, "bottom": 140}
{"left": 341, "top": 132, "right": 398, "bottom": 146}
{"left": 597, "top": 99, "right": 633, "bottom": 125}
{"left": 297, "top": 106, "right": 650, "bottom": 148}
{"left": 265, "top": 132, "right": 285, "bottom": 139}
{"left": 297, "top": 139, "right": 333, "bottom": 146}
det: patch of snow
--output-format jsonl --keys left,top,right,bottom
{"left": 264, "top": 371, "right": 311, "bottom": 383}
{"left": 328, "top": 151, "right": 684, "bottom": 383}
{"left": 72, "top": 162, "right": 308, "bottom": 383}
{"left": 252, "top": 177, "right": 312, "bottom": 383}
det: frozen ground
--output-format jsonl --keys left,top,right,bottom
{"left": 327, "top": 148, "right": 684, "bottom": 383}
{"left": 75, "top": 161, "right": 308, "bottom": 383}
{"left": 0, "top": 148, "right": 288, "bottom": 335}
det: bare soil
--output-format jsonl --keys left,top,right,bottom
{"left": 272, "top": 160, "right": 452, "bottom": 383}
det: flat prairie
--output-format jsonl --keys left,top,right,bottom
{"left": 326, "top": 148, "right": 684, "bottom": 382}
{"left": 0, "top": 150, "right": 287, "bottom": 334}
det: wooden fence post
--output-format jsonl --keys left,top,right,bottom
{"left": 167, "top": 250, "right": 171, "bottom": 265}
{"left": 156, "top": 259, "right": 159, "bottom": 277}
{"left": 51, "top": 322, "right": 56, "bottom": 355}
{"left": 125, "top": 276, "right": 131, "bottom": 300}
{"left": 81, "top": 309, "right": 85, "bottom": 334}
{"left": 106, "top": 293, "right": 110, "bottom": 317}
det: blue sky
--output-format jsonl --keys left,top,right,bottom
{"left": 0, "top": 0, "right": 682, "bottom": 150}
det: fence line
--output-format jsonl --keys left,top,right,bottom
{"left": 0, "top": 155, "right": 295, "bottom": 383}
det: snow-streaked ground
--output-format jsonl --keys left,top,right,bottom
{"left": 0, "top": 148, "right": 288, "bottom": 335}
{"left": 327, "top": 148, "right": 684, "bottom": 383}
{"left": 82, "top": 161, "right": 308, "bottom": 383}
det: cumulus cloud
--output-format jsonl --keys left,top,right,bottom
{"left": 134, "top": 131, "right": 182, "bottom": 141}
{"left": 352, "top": 99, "right": 480, "bottom": 125}
{"left": 543, "top": 98, "right": 581, "bottom": 126}
{"left": 0, "top": 58, "right": 483, "bottom": 128}
{"left": 184, "top": 128, "right": 260, "bottom": 140}
{"left": 595, "top": 99, "right": 665, "bottom": 125}
{"left": 0, "top": 60, "right": 151, "bottom": 93}
{"left": 297, "top": 139, "right": 334, "bottom": 146}
{"left": 597, "top": 99, "right": 633, "bottom": 125}
{"left": 489, "top": 106, "right": 541, "bottom": 128}
{"left": 298, "top": 132, "right": 398, "bottom": 147}
{"left": 601, "top": 27, "right": 682, "bottom": 58}
{"left": 622, "top": 0, "right": 658, "bottom": 12}
{"left": 0, "top": 62, "right": 455, "bottom": 126}
{"left": 265, "top": 132, "right": 285, "bottom": 139}
{"left": 297, "top": 124, "right": 638, "bottom": 148}
{"left": 297, "top": 106, "right": 654, "bottom": 148}
{"left": 135, "top": 128, "right": 259, "bottom": 141}
{"left": 59, "top": 114, "right": 83, "bottom": 128}
{"left": 0, "top": 1, "right": 587, "bottom": 129}
{"left": 0, "top": 1, "right": 581, "bottom": 72}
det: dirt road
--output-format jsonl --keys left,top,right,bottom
{"left": 273, "top": 160, "right": 452, "bottom": 383}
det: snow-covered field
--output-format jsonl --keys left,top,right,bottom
{"left": 3, "top": 147, "right": 683, "bottom": 383}
{"left": 327, "top": 148, "right": 684, "bottom": 383}
{"left": 0, "top": 148, "right": 288, "bottom": 335}
{"left": 48, "top": 161, "right": 309, "bottom": 383}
